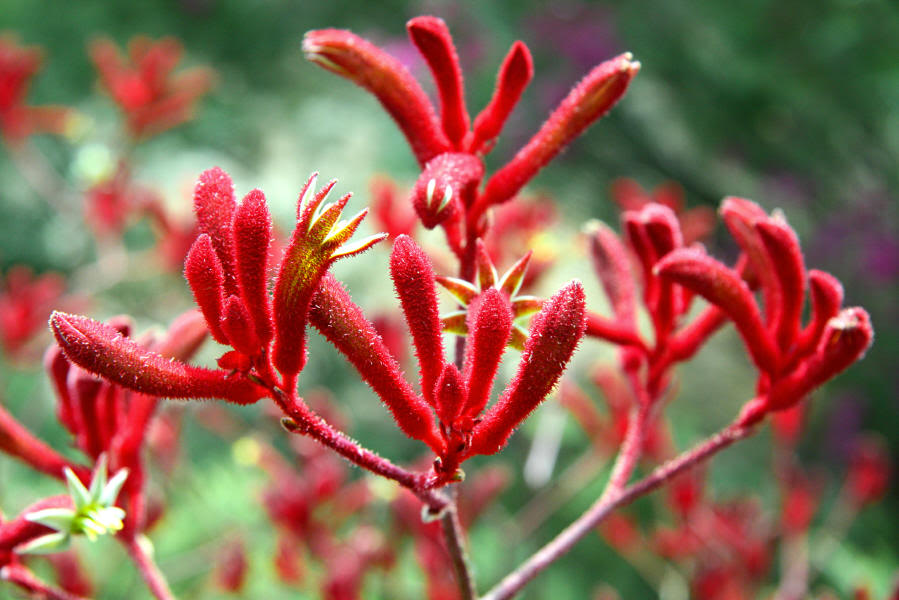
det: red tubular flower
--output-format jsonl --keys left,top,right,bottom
{"left": 89, "top": 36, "right": 213, "bottom": 139}
{"left": 755, "top": 219, "right": 805, "bottom": 352}
{"left": 796, "top": 269, "right": 843, "bottom": 355}
{"left": 586, "top": 220, "right": 636, "bottom": 327}
{"left": 0, "top": 266, "right": 69, "bottom": 359}
{"left": 193, "top": 167, "right": 240, "bottom": 296}
{"left": 469, "top": 41, "right": 533, "bottom": 153}
{"left": 407, "top": 17, "right": 470, "bottom": 149}
{"left": 0, "top": 36, "right": 71, "bottom": 145}
{"left": 461, "top": 288, "right": 512, "bottom": 420}
{"left": 184, "top": 233, "right": 228, "bottom": 344}
{"left": 610, "top": 178, "right": 715, "bottom": 245}
{"left": 655, "top": 248, "right": 779, "bottom": 373}
{"left": 435, "top": 363, "right": 465, "bottom": 430}
{"left": 369, "top": 176, "right": 417, "bottom": 240}
{"left": 478, "top": 53, "right": 639, "bottom": 211}
{"left": 306, "top": 17, "right": 638, "bottom": 261}
{"left": 50, "top": 312, "right": 265, "bottom": 405}
{"left": 233, "top": 189, "right": 274, "bottom": 344}
{"left": 309, "top": 275, "right": 443, "bottom": 452}
{"left": 469, "top": 280, "right": 586, "bottom": 456}
{"left": 302, "top": 29, "right": 450, "bottom": 165}
{"left": 390, "top": 235, "right": 446, "bottom": 407}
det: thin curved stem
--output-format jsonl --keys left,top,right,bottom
{"left": 441, "top": 487, "right": 478, "bottom": 600}
{"left": 481, "top": 420, "right": 753, "bottom": 600}
{"left": 124, "top": 535, "right": 175, "bottom": 600}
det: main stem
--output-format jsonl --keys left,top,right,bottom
{"left": 125, "top": 536, "right": 175, "bottom": 600}
{"left": 481, "top": 420, "right": 753, "bottom": 600}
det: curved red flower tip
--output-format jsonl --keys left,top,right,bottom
{"left": 755, "top": 219, "right": 805, "bottom": 352}
{"left": 435, "top": 363, "right": 465, "bottom": 429}
{"left": 479, "top": 53, "right": 640, "bottom": 210}
{"left": 639, "top": 203, "right": 683, "bottom": 258}
{"left": 797, "top": 270, "right": 843, "bottom": 355}
{"left": 411, "top": 152, "right": 484, "bottom": 229}
{"left": 50, "top": 312, "right": 266, "bottom": 405}
{"left": 655, "top": 248, "right": 779, "bottom": 374}
{"left": 470, "top": 41, "right": 533, "bottom": 154}
{"left": 407, "top": 16, "right": 470, "bottom": 149}
{"left": 302, "top": 29, "right": 451, "bottom": 165}
{"left": 309, "top": 275, "right": 443, "bottom": 452}
{"left": 720, "top": 197, "right": 781, "bottom": 323}
{"left": 184, "top": 233, "right": 228, "bottom": 344}
{"left": 462, "top": 287, "right": 512, "bottom": 419}
{"left": 193, "top": 167, "right": 239, "bottom": 296}
{"left": 469, "top": 280, "right": 586, "bottom": 456}
{"left": 585, "top": 219, "right": 636, "bottom": 326}
{"left": 390, "top": 235, "right": 445, "bottom": 407}
{"left": 233, "top": 188, "right": 274, "bottom": 344}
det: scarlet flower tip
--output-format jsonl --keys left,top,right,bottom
{"left": 469, "top": 40, "right": 534, "bottom": 152}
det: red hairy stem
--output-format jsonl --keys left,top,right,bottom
{"left": 183, "top": 233, "right": 228, "bottom": 344}
{"left": 481, "top": 421, "right": 754, "bottom": 600}
{"left": 124, "top": 535, "right": 175, "bottom": 600}
{"left": 193, "top": 167, "right": 239, "bottom": 296}
{"left": 469, "top": 280, "right": 586, "bottom": 456}
{"left": 407, "top": 16, "right": 470, "bottom": 149}
{"left": 0, "top": 402, "right": 82, "bottom": 480}
{"left": 461, "top": 288, "right": 512, "bottom": 418}
{"left": 476, "top": 53, "right": 639, "bottom": 213}
{"left": 439, "top": 498, "right": 478, "bottom": 600}
{"left": 302, "top": 29, "right": 450, "bottom": 165}
{"left": 233, "top": 188, "right": 274, "bottom": 343}
{"left": 655, "top": 248, "right": 780, "bottom": 373}
{"left": 469, "top": 41, "right": 533, "bottom": 153}
{"left": 273, "top": 387, "right": 448, "bottom": 512}
{"left": 308, "top": 274, "right": 444, "bottom": 453}
{"left": 50, "top": 312, "right": 266, "bottom": 404}
{"left": 389, "top": 235, "right": 446, "bottom": 407}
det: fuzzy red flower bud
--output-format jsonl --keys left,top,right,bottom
{"left": 470, "top": 280, "right": 586, "bottom": 455}
{"left": 407, "top": 16, "right": 470, "bottom": 149}
{"left": 479, "top": 53, "right": 639, "bottom": 209}
{"left": 462, "top": 288, "right": 512, "bottom": 419}
{"left": 655, "top": 248, "right": 779, "bottom": 373}
{"left": 755, "top": 219, "right": 805, "bottom": 352}
{"left": 302, "top": 29, "right": 451, "bottom": 165}
{"left": 50, "top": 312, "right": 266, "bottom": 404}
{"left": 309, "top": 275, "right": 443, "bottom": 453}
{"left": 847, "top": 436, "right": 890, "bottom": 506}
{"left": 184, "top": 233, "right": 228, "bottom": 344}
{"left": 411, "top": 153, "right": 484, "bottom": 228}
{"left": 586, "top": 220, "right": 636, "bottom": 327}
{"left": 220, "top": 295, "right": 262, "bottom": 357}
{"left": 233, "top": 188, "right": 274, "bottom": 343}
{"left": 470, "top": 41, "right": 533, "bottom": 153}
{"left": 797, "top": 269, "right": 843, "bottom": 355}
{"left": 193, "top": 167, "right": 239, "bottom": 296}
{"left": 435, "top": 363, "right": 465, "bottom": 427}
{"left": 390, "top": 235, "right": 446, "bottom": 407}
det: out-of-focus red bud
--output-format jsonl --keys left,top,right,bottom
{"left": 586, "top": 220, "right": 636, "bottom": 327}
{"left": 215, "top": 538, "right": 248, "bottom": 593}
{"left": 655, "top": 248, "right": 779, "bottom": 374}
{"left": 847, "top": 436, "right": 891, "bottom": 506}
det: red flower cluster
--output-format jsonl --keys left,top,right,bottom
{"left": 0, "top": 35, "right": 71, "bottom": 145}
{"left": 90, "top": 36, "right": 213, "bottom": 139}
{"left": 304, "top": 17, "right": 638, "bottom": 264}
{"left": 0, "top": 266, "right": 70, "bottom": 360}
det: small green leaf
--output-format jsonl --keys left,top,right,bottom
{"left": 64, "top": 468, "right": 91, "bottom": 510}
